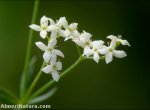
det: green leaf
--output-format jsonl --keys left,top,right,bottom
{"left": 28, "top": 87, "right": 58, "bottom": 104}
{"left": 19, "top": 72, "right": 25, "bottom": 97}
{"left": 0, "top": 87, "right": 18, "bottom": 104}
{"left": 27, "top": 56, "right": 37, "bottom": 84}
{"left": 20, "top": 56, "right": 37, "bottom": 97}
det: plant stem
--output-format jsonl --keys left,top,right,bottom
{"left": 76, "top": 45, "right": 81, "bottom": 56}
{"left": 23, "top": 62, "right": 45, "bottom": 103}
{"left": 31, "top": 56, "right": 84, "bottom": 98}
{"left": 22, "top": 0, "right": 39, "bottom": 97}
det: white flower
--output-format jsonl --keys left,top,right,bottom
{"left": 107, "top": 35, "right": 131, "bottom": 46}
{"left": 61, "top": 22, "right": 79, "bottom": 41}
{"left": 83, "top": 40, "right": 105, "bottom": 63}
{"left": 29, "top": 16, "right": 53, "bottom": 39}
{"left": 99, "top": 35, "right": 129, "bottom": 64}
{"left": 56, "top": 17, "right": 68, "bottom": 28}
{"left": 42, "top": 57, "right": 62, "bottom": 82}
{"left": 73, "top": 31, "right": 92, "bottom": 48}
{"left": 48, "top": 17, "right": 69, "bottom": 38}
{"left": 35, "top": 38, "right": 64, "bottom": 63}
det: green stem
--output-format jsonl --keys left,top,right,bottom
{"left": 76, "top": 45, "right": 81, "bottom": 56}
{"left": 22, "top": 0, "right": 39, "bottom": 97}
{"left": 23, "top": 62, "right": 45, "bottom": 103}
{"left": 31, "top": 56, "right": 84, "bottom": 98}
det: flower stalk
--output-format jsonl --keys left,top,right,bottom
{"left": 22, "top": 0, "right": 40, "bottom": 97}
{"left": 31, "top": 56, "right": 84, "bottom": 98}
{"left": 23, "top": 62, "right": 45, "bottom": 103}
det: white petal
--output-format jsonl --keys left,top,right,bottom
{"left": 42, "top": 65, "right": 52, "bottom": 73}
{"left": 109, "top": 38, "right": 116, "bottom": 49}
{"left": 48, "top": 18, "right": 55, "bottom": 25}
{"left": 93, "top": 52, "right": 100, "bottom": 63}
{"left": 107, "top": 35, "right": 117, "bottom": 40}
{"left": 40, "top": 30, "right": 47, "bottom": 39}
{"left": 48, "top": 38, "right": 57, "bottom": 49}
{"left": 83, "top": 46, "right": 93, "bottom": 57}
{"left": 43, "top": 51, "right": 51, "bottom": 63}
{"left": 80, "top": 31, "right": 92, "bottom": 40}
{"left": 35, "top": 42, "right": 47, "bottom": 51}
{"left": 64, "top": 29, "right": 71, "bottom": 37}
{"left": 72, "top": 30, "right": 80, "bottom": 38}
{"left": 58, "top": 29, "right": 65, "bottom": 37}
{"left": 92, "top": 40, "right": 104, "bottom": 48}
{"left": 29, "top": 24, "right": 41, "bottom": 31}
{"left": 73, "top": 39, "right": 83, "bottom": 47}
{"left": 56, "top": 62, "right": 62, "bottom": 70}
{"left": 50, "top": 54, "right": 57, "bottom": 64}
{"left": 57, "top": 17, "right": 68, "bottom": 28}
{"left": 105, "top": 52, "right": 113, "bottom": 64}
{"left": 64, "top": 37, "right": 71, "bottom": 41}
{"left": 53, "top": 49, "right": 64, "bottom": 58}
{"left": 50, "top": 31, "right": 57, "bottom": 38}
{"left": 119, "top": 40, "right": 131, "bottom": 46}
{"left": 69, "top": 23, "right": 78, "bottom": 30}
{"left": 79, "top": 33, "right": 91, "bottom": 46}
{"left": 113, "top": 50, "right": 127, "bottom": 58}
{"left": 47, "top": 25, "right": 58, "bottom": 31}
{"left": 40, "top": 16, "right": 48, "bottom": 27}
{"left": 98, "top": 47, "right": 108, "bottom": 55}
{"left": 80, "top": 35, "right": 90, "bottom": 41}
{"left": 52, "top": 71, "right": 60, "bottom": 82}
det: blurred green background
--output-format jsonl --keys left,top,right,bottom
{"left": 0, "top": 0, "right": 150, "bottom": 109}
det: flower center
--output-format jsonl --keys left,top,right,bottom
{"left": 47, "top": 48, "right": 52, "bottom": 51}
{"left": 41, "top": 25, "right": 47, "bottom": 30}
{"left": 68, "top": 28, "right": 73, "bottom": 31}
{"left": 93, "top": 48, "right": 98, "bottom": 52}
{"left": 85, "top": 41, "right": 90, "bottom": 46}
{"left": 53, "top": 64, "right": 57, "bottom": 70}
{"left": 109, "top": 48, "right": 113, "bottom": 52}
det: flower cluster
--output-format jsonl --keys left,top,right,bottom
{"left": 29, "top": 16, "right": 130, "bottom": 82}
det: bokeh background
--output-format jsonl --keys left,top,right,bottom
{"left": 0, "top": 0, "right": 150, "bottom": 109}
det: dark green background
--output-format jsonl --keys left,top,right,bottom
{"left": 0, "top": 0, "right": 150, "bottom": 109}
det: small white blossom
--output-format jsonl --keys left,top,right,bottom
{"left": 73, "top": 31, "right": 92, "bottom": 48}
{"left": 29, "top": 16, "right": 52, "bottom": 39}
{"left": 99, "top": 35, "right": 129, "bottom": 64}
{"left": 29, "top": 16, "right": 130, "bottom": 82}
{"left": 35, "top": 38, "right": 64, "bottom": 63}
{"left": 83, "top": 40, "right": 105, "bottom": 63}
{"left": 56, "top": 17, "right": 68, "bottom": 28}
{"left": 42, "top": 57, "right": 62, "bottom": 82}
{"left": 48, "top": 17, "right": 68, "bottom": 38}
{"left": 61, "top": 23, "right": 79, "bottom": 41}
{"left": 107, "top": 35, "right": 131, "bottom": 46}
